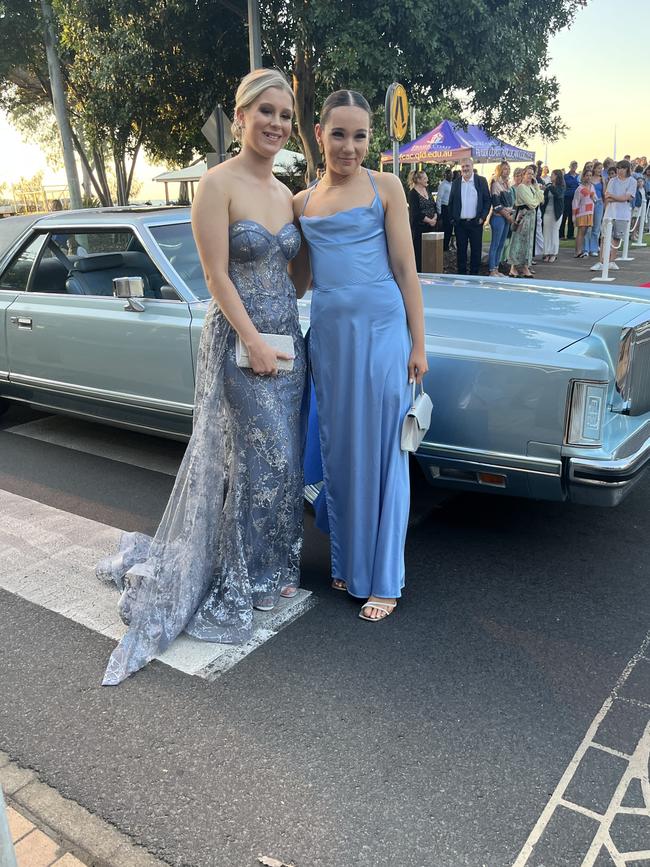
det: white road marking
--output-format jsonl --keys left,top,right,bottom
{"left": 0, "top": 488, "right": 314, "bottom": 680}
{"left": 5, "top": 416, "right": 185, "bottom": 476}
{"left": 512, "top": 633, "right": 650, "bottom": 866}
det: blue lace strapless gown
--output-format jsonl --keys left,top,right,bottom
{"left": 97, "top": 221, "right": 307, "bottom": 685}
{"left": 300, "top": 170, "right": 411, "bottom": 600}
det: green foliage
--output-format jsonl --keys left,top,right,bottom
{"left": 263, "top": 0, "right": 583, "bottom": 171}
{"left": 0, "top": 0, "right": 584, "bottom": 191}
{"left": 57, "top": 0, "right": 248, "bottom": 165}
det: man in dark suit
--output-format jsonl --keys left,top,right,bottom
{"left": 448, "top": 157, "right": 491, "bottom": 275}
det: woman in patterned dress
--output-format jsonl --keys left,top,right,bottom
{"left": 96, "top": 69, "right": 308, "bottom": 685}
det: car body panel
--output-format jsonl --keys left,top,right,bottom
{"left": 418, "top": 275, "right": 632, "bottom": 354}
{"left": 2, "top": 207, "right": 650, "bottom": 507}
{"left": 5, "top": 293, "right": 195, "bottom": 412}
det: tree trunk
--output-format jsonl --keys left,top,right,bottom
{"left": 69, "top": 129, "right": 109, "bottom": 206}
{"left": 292, "top": 46, "right": 319, "bottom": 182}
{"left": 113, "top": 146, "right": 128, "bottom": 205}
{"left": 93, "top": 146, "right": 113, "bottom": 207}
{"left": 125, "top": 134, "right": 143, "bottom": 201}
{"left": 39, "top": 0, "right": 82, "bottom": 208}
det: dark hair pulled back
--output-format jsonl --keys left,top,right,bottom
{"left": 320, "top": 89, "right": 371, "bottom": 127}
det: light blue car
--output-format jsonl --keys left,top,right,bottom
{"left": 1, "top": 206, "right": 649, "bottom": 507}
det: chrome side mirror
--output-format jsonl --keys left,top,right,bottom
{"left": 113, "top": 276, "right": 145, "bottom": 312}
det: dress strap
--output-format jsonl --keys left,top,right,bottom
{"left": 366, "top": 168, "right": 379, "bottom": 198}
{"left": 300, "top": 182, "right": 318, "bottom": 217}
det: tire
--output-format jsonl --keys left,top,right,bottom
{"left": 0, "top": 397, "right": 11, "bottom": 417}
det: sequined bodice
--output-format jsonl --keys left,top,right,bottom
{"left": 229, "top": 221, "right": 300, "bottom": 265}
{"left": 227, "top": 220, "right": 302, "bottom": 335}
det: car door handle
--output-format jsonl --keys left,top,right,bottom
{"left": 10, "top": 316, "right": 33, "bottom": 330}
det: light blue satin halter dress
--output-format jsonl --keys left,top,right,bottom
{"left": 300, "top": 169, "right": 411, "bottom": 600}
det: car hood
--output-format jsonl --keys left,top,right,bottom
{"left": 419, "top": 275, "right": 634, "bottom": 353}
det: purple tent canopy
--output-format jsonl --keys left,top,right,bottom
{"left": 381, "top": 120, "right": 534, "bottom": 165}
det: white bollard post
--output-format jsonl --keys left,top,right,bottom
{"left": 631, "top": 205, "right": 647, "bottom": 247}
{"left": 618, "top": 217, "right": 634, "bottom": 261}
{"left": 0, "top": 787, "right": 18, "bottom": 867}
{"left": 592, "top": 218, "right": 615, "bottom": 282}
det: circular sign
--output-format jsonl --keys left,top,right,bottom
{"left": 385, "top": 83, "right": 409, "bottom": 141}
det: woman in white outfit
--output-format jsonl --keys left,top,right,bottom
{"left": 542, "top": 170, "right": 565, "bottom": 262}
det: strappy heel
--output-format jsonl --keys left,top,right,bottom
{"left": 358, "top": 600, "right": 397, "bottom": 622}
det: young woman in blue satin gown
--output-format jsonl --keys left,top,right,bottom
{"left": 292, "top": 90, "right": 428, "bottom": 623}
{"left": 96, "top": 69, "right": 307, "bottom": 684}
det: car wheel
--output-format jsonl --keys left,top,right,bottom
{"left": 0, "top": 398, "right": 11, "bottom": 417}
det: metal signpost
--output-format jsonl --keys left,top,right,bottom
{"left": 385, "top": 83, "right": 409, "bottom": 176}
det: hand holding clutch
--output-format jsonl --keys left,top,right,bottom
{"left": 235, "top": 333, "right": 295, "bottom": 374}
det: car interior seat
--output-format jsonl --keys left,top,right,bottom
{"left": 65, "top": 252, "right": 164, "bottom": 298}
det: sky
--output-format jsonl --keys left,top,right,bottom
{"left": 1, "top": 0, "right": 648, "bottom": 197}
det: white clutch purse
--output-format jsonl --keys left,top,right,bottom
{"left": 235, "top": 333, "right": 295, "bottom": 372}
{"left": 401, "top": 382, "right": 433, "bottom": 453}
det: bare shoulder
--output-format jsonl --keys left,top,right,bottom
{"left": 274, "top": 177, "right": 294, "bottom": 207}
{"left": 195, "top": 161, "right": 233, "bottom": 204}
{"left": 293, "top": 187, "right": 310, "bottom": 218}
{"left": 373, "top": 170, "right": 405, "bottom": 200}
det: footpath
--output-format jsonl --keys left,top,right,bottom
{"left": 528, "top": 231, "right": 650, "bottom": 286}
{"left": 1, "top": 753, "right": 169, "bottom": 867}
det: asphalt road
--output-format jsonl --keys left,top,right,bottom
{"left": 0, "top": 403, "right": 649, "bottom": 867}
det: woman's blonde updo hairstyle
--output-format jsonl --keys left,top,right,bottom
{"left": 407, "top": 170, "right": 427, "bottom": 190}
{"left": 232, "top": 68, "right": 295, "bottom": 142}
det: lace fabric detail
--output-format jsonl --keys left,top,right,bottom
{"left": 97, "top": 222, "right": 307, "bottom": 685}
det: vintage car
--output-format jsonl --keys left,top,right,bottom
{"left": 1, "top": 206, "right": 649, "bottom": 507}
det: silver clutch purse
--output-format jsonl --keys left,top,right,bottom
{"left": 235, "top": 333, "right": 295, "bottom": 372}
{"left": 401, "top": 381, "right": 433, "bottom": 453}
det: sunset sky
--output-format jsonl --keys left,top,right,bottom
{"left": 1, "top": 0, "right": 647, "bottom": 198}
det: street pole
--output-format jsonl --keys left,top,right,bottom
{"left": 247, "top": 0, "right": 262, "bottom": 70}
{"left": 410, "top": 106, "right": 416, "bottom": 172}
{"left": 40, "top": 0, "right": 82, "bottom": 209}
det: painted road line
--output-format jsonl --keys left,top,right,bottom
{"left": 5, "top": 416, "right": 185, "bottom": 476}
{"left": 0, "top": 488, "right": 315, "bottom": 681}
{"left": 512, "top": 631, "right": 650, "bottom": 866}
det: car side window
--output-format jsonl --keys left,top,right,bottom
{"left": 30, "top": 229, "right": 178, "bottom": 300}
{"left": 0, "top": 235, "right": 46, "bottom": 291}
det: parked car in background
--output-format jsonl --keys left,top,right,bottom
{"left": 1, "top": 206, "right": 649, "bottom": 507}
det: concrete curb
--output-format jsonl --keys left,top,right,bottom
{"left": 0, "top": 751, "right": 171, "bottom": 867}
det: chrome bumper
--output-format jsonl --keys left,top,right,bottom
{"left": 568, "top": 431, "right": 650, "bottom": 505}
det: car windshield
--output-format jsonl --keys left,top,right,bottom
{"left": 149, "top": 222, "right": 209, "bottom": 299}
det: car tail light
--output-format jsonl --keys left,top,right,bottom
{"left": 566, "top": 381, "right": 607, "bottom": 446}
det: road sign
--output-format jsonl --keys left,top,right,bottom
{"left": 385, "top": 83, "right": 409, "bottom": 142}
{"left": 201, "top": 105, "right": 233, "bottom": 165}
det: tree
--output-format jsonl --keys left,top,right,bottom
{"left": 262, "top": 0, "right": 584, "bottom": 179}
{"left": 0, "top": 0, "right": 247, "bottom": 204}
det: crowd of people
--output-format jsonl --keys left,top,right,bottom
{"left": 407, "top": 155, "right": 650, "bottom": 277}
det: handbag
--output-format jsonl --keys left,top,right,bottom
{"left": 510, "top": 207, "right": 526, "bottom": 233}
{"left": 235, "top": 333, "right": 295, "bottom": 371}
{"left": 401, "top": 381, "right": 433, "bottom": 453}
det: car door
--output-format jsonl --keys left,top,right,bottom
{"left": 4, "top": 226, "right": 196, "bottom": 425}
{"left": 0, "top": 232, "right": 47, "bottom": 387}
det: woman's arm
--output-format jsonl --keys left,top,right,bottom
{"left": 191, "top": 171, "right": 292, "bottom": 375}
{"left": 490, "top": 182, "right": 504, "bottom": 214}
{"left": 378, "top": 172, "right": 429, "bottom": 384}
{"left": 288, "top": 190, "right": 312, "bottom": 297}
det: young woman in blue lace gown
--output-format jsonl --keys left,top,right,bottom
{"left": 292, "top": 90, "right": 428, "bottom": 623}
{"left": 96, "top": 69, "right": 307, "bottom": 685}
